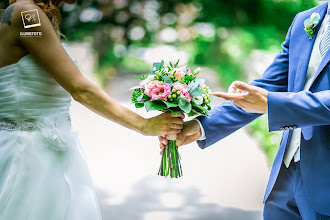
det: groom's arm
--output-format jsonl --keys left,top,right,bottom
{"left": 268, "top": 90, "right": 330, "bottom": 131}
{"left": 196, "top": 13, "right": 299, "bottom": 149}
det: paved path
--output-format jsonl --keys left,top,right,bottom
{"left": 67, "top": 43, "right": 270, "bottom": 220}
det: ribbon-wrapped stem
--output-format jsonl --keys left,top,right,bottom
{"left": 158, "top": 134, "right": 183, "bottom": 178}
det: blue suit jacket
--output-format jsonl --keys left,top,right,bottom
{"left": 197, "top": 3, "right": 330, "bottom": 215}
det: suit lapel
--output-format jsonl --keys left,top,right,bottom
{"left": 294, "top": 4, "right": 328, "bottom": 92}
{"left": 310, "top": 25, "right": 330, "bottom": 89}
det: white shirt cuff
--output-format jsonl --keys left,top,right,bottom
{"left": 193, "top": 119, "right": 206, "bottom": 141}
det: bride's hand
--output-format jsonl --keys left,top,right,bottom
{"left": 142, "top": 112, "right": 184, "bottom": 136}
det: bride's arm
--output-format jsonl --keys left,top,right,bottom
{"left": 10, "top": 3, "right": 183, "bottom": 136}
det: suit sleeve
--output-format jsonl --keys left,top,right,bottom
{"left": 197, "top": 13, "right": 299, "bottom": 149}
{"left": 268, "top": 90, "right": 330, "bottom": 131}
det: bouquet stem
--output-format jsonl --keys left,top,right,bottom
{"left": 158, "top": 135, "right": 183, "bottom": 178}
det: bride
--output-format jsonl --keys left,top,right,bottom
{"left": 0, "top": 0, "right": 184, "bottom": 219}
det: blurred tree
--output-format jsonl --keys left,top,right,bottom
{"left": 0, "top": 0, "right": 320, "bottom": 164}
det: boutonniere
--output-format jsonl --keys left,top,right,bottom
{"left": 304, "top": 13, "right": 321, "bottom": 39}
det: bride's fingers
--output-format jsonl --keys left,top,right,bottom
{"left": 171, "top": 113, "right": 185, "bottom": 119}
{"left": 165, "top": 128, "right": 181, "bottom": 135}
{"left": 170, "top": 118, "right": 184, "bottom": 125}
{"left": 169, "top": 123, "right": 183, "bottom": 130}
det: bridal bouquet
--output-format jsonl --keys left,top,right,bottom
{"left": 131, "top": 60, "right": 212, "bottom": 178}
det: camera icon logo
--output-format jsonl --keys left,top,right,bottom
{"left": 21, "top": 9, "right": 41, "bottom": 29}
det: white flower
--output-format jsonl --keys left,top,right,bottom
{"left": 311, "top": 13, "right": 320, "bottom": 21}
{"left": 140, "top": 75, "right": 156, "bottom": 88}
{"left": 193, "top": 96, "right": 204, "bottom": 105}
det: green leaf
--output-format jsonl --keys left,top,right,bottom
{"left": 190, "top": 87, "right": 203, "bottom": 96}
{"left": 188, "top": 79, "right": 205, "bottom": 93}
{"left": 142, "top": 95, "right": 151, "bottom": 102}
{"left": 137, "top": 94, "right": 144, "bottom": 102}
{"left": 183, "top": 75, "right": 194, "bottom": 82}
{"left": 178, "top": 98, "right": 192, "bottom": 113}
{"left": 167, "top": 108, "right": 183, "bottom": 114}
{"left": 162, "top": 100, "right": 178, "bottom": 108}
{"left": 175, "top": 59, "right": 180, "bottom": 67}
{"left": 145, "top": 101, "right": 167, "bottom": 112}
{"left": 164, "top": 75, "right": 173, "bottom": 85}
{"left": 170, "top": 61, "right": 173, "bottom": 68}
{"left": 135, "top": 103, "right": 144, "bottom": 108}
{"left": 192, "top": 101, "right": 207, "bottom": 112}
{"left": 153, "top": 61, "right": 164, "bottom": 72}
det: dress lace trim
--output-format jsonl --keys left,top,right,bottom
{"left": 0, "top": 118, "right": 38, "bottom": 131}
{"left": 0, "top": 113, "right": 77, "bottom": 151}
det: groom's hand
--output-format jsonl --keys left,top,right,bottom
{"left": 213, "top": 81, "right": 268, "bottom": 114}
{"left": 159, "top": 120, "right": 202, "bottom": 154}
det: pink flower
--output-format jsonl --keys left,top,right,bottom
{"left": 173, "top": 82, "right": 192, "bottom": 101}
{"left": 145, "top": 80, "right": 172, "bottom": 101}
{"left": 140, "top": 75, "right": 155, "bottom": 88}
{"left": 169, "top": 66, "right": 191, "bottom": 81}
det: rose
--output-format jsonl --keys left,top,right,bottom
{"left": 140, "top": 75, "right": 156, "bottom": 89}
{"left": 169, "top": 68, "right": 185, "bottom": 81}
{"left": 145, "top": 80, "right": 172, "bottom": 101}
{"left": 169, "top": 66, "right": 192, "bottom": 81}
{"left": 172, "top": 82, "right": 192, "bottom": 101}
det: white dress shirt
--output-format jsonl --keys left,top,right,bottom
{"left": 195, "top": 3, "right": 330, "bottom": 168}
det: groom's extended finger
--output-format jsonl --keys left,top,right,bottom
{"left": 213, "top": 92, "right": 247, "bottom": 101}
{"left": 231, "top": 81, "right": 254, "bottom": 93}
{"left": 228, "top": 81, "right": 237, "bottom": 93}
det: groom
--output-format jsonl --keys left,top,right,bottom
{"left": 160, "top": 1, "right": 330, "bottom": 219}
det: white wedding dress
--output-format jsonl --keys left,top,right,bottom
{"left": 0, "top": 43, "right": 102, "bottom": 220}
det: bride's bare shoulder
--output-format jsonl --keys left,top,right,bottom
{"left": 0, "top": 1, "right": 44, "bottom": 29}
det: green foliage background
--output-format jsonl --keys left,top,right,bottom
{"left": 1, "top": 0, "right": 320, "bottom": 165}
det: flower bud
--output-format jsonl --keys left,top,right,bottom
{"left": 193, "top": 67, "right": 202, "bottom": 76}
